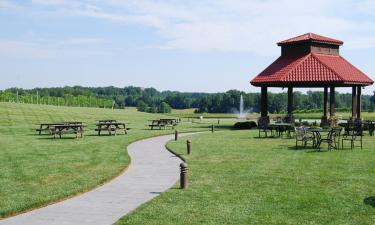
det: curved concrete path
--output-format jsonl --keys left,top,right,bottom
{"left": 1, "top": 133, "right": 191, "bottom": 225}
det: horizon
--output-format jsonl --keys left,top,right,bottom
{"left": 1, "top": 0, "right": 375, "bottom": 94}
{"left": 1, "top": 85, "right": 374, "bottom": 96}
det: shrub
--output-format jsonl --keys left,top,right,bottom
{"left": 233, "top": 121, "right": 257, "bottom": 130}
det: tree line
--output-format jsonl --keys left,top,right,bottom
{"left": 1, "top": 86, "right": 375, "bottom": 114}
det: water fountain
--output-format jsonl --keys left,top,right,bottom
{"left": 233, "top": 95, "right": 252, "bottom": 119}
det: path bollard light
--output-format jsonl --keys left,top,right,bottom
{"left": 211, "top": 124, "right": 214, "bottom": 133}
{"left": 187, "top": 140, "right": 191, "bottom": 155}
{"left": 175, "top": 130, "right": 178, "bottom": 141}
{"left": 180, "top": 162, "right": 188, "bottom": 189}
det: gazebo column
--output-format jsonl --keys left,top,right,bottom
{"left": 321, "top": 87, "right": 329, "bottom": 126}
{"left": 351, "top": 86, "right": 357, "bottom": 120}
{"left": 260, "top": 86, "right": 268, "bottom": 117}
{"left": 287, "top": 87, "right": 293, "bottom": 115}
{"left": 357, "top": 86, "right": 362, "bottom": 119}
{"left": 259, "top": 86, "right": 269, "bottom": 126}
{"left": 323, "top": 87, "right": 328, "bottom": 119}
{"left": 330, "top": 86, "right": 335, "bottom": 117}
{"left": 286, "top": 87, "right": 294, "bottom": 123}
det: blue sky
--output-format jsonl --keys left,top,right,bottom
{"left": 1, "top": 0, "right": 375, "bottom": 94}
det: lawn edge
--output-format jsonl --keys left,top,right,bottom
{"left": 0, "top": 130, "right": 197, "bottom": 220}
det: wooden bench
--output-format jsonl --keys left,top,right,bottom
{"left": 95, "top": 122, "right": 128, "bottom": 136}
{"left": 148, "top": 120, "right": 176, "bottom": 130}
{"left": 36, "top": 122, "right": 83, "bottom": 135}
{"left": 51, "top": 124, "right": 84, "bottom": 139}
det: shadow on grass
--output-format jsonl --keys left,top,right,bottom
{"left": 364, "top": 196, "right": 375, "bottom": 207}
{"left": 85, "top": 134, "right": 126, "bottom": 137}
{"left": 36, "top": 136, "right": 85, "bottom": 140}
{"left": 286, "top": 146, "right": 326, "bottom": 153}
{"left": 254, "top": 136, "right": 283, "bottom": 139}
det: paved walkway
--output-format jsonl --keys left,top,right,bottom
{"left": 1, "top": 133, "right": 191, "bottom": 225}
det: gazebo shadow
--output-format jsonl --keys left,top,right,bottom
{"left": 364, "top": 196, "right": 375, "bottom": 207}
{"left": 287, "top": 146, "right": 326, "bottom": 153}
{"left": 254, "top": 136, "right": 282, "bottom": 139}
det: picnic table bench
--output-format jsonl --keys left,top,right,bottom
{"left": 98, "top": 120, "right": 118, "bottom": 123}
{"left": 36, "top": 122, "right": 83, "bottom": 135}
{"left": 148, "top": 119, "right": 177, "bottom": 130}
{"left": 50, "top": 124, "right": 85, "bottom": 139}
{"left": 95, "top": 121, "right": 128, "bottom": 136}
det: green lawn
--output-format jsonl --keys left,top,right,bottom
{"left": 169, "top": 108, "right": 375, "bottom": 121}
{"left": 118, "top": 130, "right": 375, "bottom": 225}
{"left": 0, "top": 102, "right": 226, "bottom": 218}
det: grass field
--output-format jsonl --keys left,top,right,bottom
{"left": 0, "top": 102, "right": 236, "bottom": 218}
{"left": 118, "top": 130, "right": 375, "bottom": 225}
{"left": 169, "top": 108, "right": 375, "bottom": 121}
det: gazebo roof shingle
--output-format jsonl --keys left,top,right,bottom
{"left": 277, "top": 33, "right": 343, "bottom": 46}
{"left": 251, "top": 33, "right": 373, "bottom": 87}
{"left": 250, "top": 53, "right": 373, "bottom": 86}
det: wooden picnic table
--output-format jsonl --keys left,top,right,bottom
{"left": 95, "top": 121, "right": 128, "bottom": 136}
{"left": 51, "top": 124, "right": 84, "bottom": 139}
{"left": 36, "top": 122, "right": 83, "bottom": 135}
{"left": 148, "top": 119, "right": 177, "bottom": 130}
{"left": 98, "top": 120, "right": 118, "bottom": 123}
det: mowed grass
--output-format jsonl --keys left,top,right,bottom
{"left": 169, "top": 108, "right": 375, "bottom": 121}
{"left": 0, "top": 102, "right": 222, "bottom": 218}
{"left": 118, "top": 130, "right": 375, "bottom": 225}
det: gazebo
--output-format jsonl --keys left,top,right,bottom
{"left": 250, "top": 33, "right": 374, "bottom": 126}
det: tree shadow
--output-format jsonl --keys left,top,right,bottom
{"left": 364, "top": 196, "right": 375, "bottom": 207}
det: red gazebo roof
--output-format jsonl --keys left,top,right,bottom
{"left": 277, "top": 33, "right": 344, "bottom": 46}
{"left": 251, "top": 33, "right": 373, "bottom": 87}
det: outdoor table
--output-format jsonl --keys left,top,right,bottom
{"left": 98, "top": 120, "right": 117, "bottom": 124}
{"left": 269, "top": 123, "right": 293, "bottom": 137}
{"left": 148, "top": 119, "right": 177, "bottom": 130}
{"left": 339, "top": 121, "right": 374, "bottom": 136}
{"left": 307, "top": 128, "right": 332, "bottom": 148}
{"left": 95, "top": 122, "right": 127, "bottom": 136}
{"left": 52, "top": 124, "right": 84, "bottom": 139}
{"left": 37, "top": 122, "right": 83, "bottom": 135}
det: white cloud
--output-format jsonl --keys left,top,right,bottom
{"left": 0, "top": 0, "right": 23, "bottom": 10}
{"left": 0, "top": 39, "right": 109, "bottom": 59}
{"left": 5, "top": 0, "right": 375, "bottom": 55}
{"left": 0, "top": 40, "right": 52, "bottom": 59}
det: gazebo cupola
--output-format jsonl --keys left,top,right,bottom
{"left": 250, "top": 33, "right": 373, "bottom": 126}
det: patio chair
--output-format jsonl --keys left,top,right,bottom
{"left": 318, "top": 128, "right": 342, "bottom": 151}
{"left": 295, "top": 127, "right": 315, "bottom": 149}
{"left": 341, "top": 125, "right": 363, "bottom": 150}
{"left": 258, "top": 124, "right": 274, "bottom": 138}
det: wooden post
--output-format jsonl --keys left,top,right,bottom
{"left": 357, "top": 86, "right": 362, "bottom": 119}
{"left": 330, "top": 86, "right": 335, "bottom": 117}
{"left": 287, "top": 87, "right": 293, "bottom": 116}
{"left": 260, "top": 86, "right": 268, "bottom": 117}
{"left": 180, "top": 163, "right": 188, "bottom": 189}
{"left": 352, "top": 86, "right": 357, "bottom": 119}
{"left": 175, "top": 130, "right": 178, "bottom": 141}
{"left": 187, "top": 140, "right": 191, "bottom": 155}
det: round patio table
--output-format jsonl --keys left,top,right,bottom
{"left": 307, "top": 128, "right": 332, "bottom": 148}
